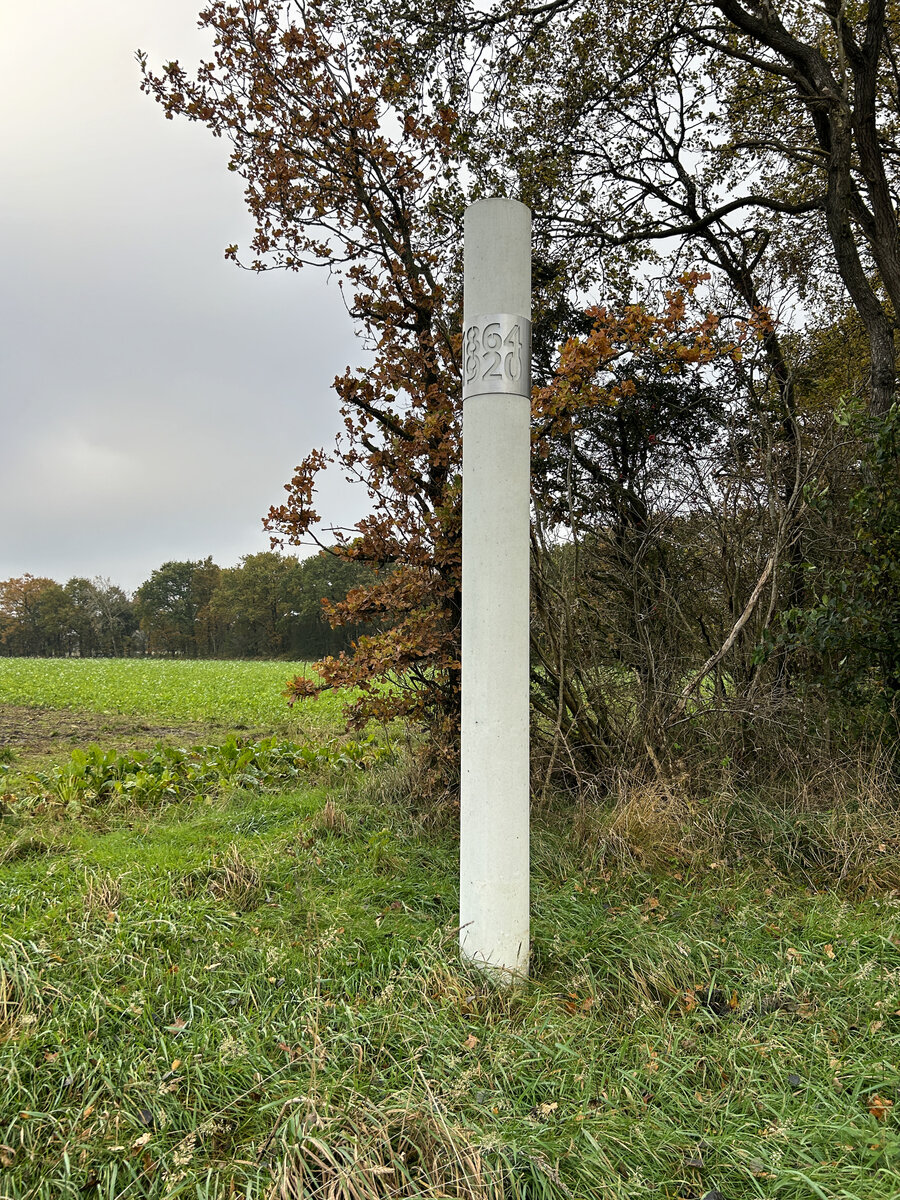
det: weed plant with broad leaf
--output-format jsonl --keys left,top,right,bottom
{"left": 6, "top": 735, "right": 395, "bottom": 815}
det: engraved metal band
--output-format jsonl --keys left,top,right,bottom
{"left": 462, "top": 313, "right": 532, "bottom": 399}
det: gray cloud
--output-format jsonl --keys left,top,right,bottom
{"left": 0, "top": 0, "right": 366, "bottom": 593}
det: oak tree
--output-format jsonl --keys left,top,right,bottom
{"left": 141, "top": 0, "right": 467, "bottom": 732}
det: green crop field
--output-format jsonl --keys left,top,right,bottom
{"left": 0, "top": 657, "right": 348, "bottom": 731}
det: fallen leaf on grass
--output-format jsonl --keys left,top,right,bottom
{"left": 532, "top": 1101, "right": 558, "bottom": 1118}
{"left": 563, "top": 993, "right": 594, "bottom": 1015}
{"left": 868, "top": 1094, "right": 893, "bottom": 1120}
{"left": 463, "top": 1034, "right": 479, "bottom": 1050}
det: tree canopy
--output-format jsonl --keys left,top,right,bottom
{"left": 139, "top": 0, "right": 900, "bottom": 766}
{"left": 0, "top": 553, "right": 372, "bottom": 662}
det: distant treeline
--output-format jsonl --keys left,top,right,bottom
{"left": 0, "top": 551, "right": 376, "bottom": 659}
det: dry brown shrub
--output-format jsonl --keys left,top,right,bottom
{"left": 604, "top": 778, "right": 694, "bottom": 865}
{"left": 561, "top": 768, "right": 701, "bottom": 873}
{"left": 794, "top": 750, "right": 900, "bottom": 892}
{"left": 562, "top": 739, "right": 900, "bottom": 890}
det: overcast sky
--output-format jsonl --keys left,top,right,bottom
{"left": 1, "top": 1, "right": 365, "bottom": 593}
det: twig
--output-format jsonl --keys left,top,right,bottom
{"left": 672, "top": 552, "right": 776, "bottom": 718}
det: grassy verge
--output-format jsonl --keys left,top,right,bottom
{"left": 2, "top": 749, "right": 900, "bottom": 1199}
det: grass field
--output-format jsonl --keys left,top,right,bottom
{"left": 2, "top": 660, "right": 900, "bottom": 1198}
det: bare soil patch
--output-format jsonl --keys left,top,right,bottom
{"left": 0, "top": 704, "right": 250, "bottom": 769}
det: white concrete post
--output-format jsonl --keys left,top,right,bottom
{"left": 459, "top": 198, "right": 531, "bottom": 980}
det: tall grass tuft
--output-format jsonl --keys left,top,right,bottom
{"left": 0, "top": 940, "right": 47, "bottom": 1041}
{"left": 269, "top": 1100, "right": 504, "bottom": 1199}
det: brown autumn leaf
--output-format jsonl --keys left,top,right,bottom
{"left": 564, "top": 991, "right": 595, "bottom": 1015}
{"left": 868, "top": 1094, "right": 893, "bottom": 1120}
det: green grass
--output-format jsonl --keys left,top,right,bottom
{"left": 2, "top": 664, "right": 900, "bottom": 1198}
{"left": 2, "top": 765, "right": 900, "bottom": 1197}
{"left": 0, "top": 658, "right": 348, "bottom": 731}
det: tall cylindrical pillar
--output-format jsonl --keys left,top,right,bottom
{"left": 459, "top": 198, "right": 531, "bottom": 980}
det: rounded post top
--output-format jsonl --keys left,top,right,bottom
{"left": 464, "top": 198, "right": 531, "bottom": 322}
{"left": 465, "top": 197, "right": 532, "bottom": 219}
